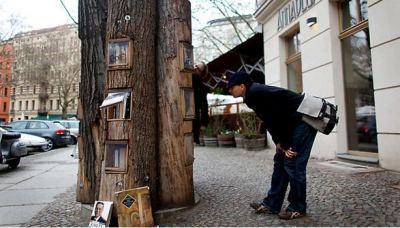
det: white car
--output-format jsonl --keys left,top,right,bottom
{"left": 19, "top": 133, "right": 50, "bottom": 152}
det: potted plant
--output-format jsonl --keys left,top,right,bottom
{"left": 234, "top": 128, "right": 244, "bottom": 148}
{"left": 217, "top": 128, "right": 235, "bottom": 147}
{"left": 240, "top": 112, "right": 266, "bottom": 151}
{"left": 203, "top": 115, "right": 223, "bottom": 147}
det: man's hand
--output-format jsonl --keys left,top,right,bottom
{"left": 276, "top": 143, "right": 298, "bottom": 158}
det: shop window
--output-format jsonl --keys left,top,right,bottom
{"left": 100, "top": 91, "right": 131, "bottom": 120}
{"left": 340, "top": 0, "right": 368, "bottom": 31}
{"left": 339, "top": 1, "right": 376, "bottom": 152}
{"left": 105, "top": 141, "right": 128, "bottom": 173}
{"left": 286, "top": 30, "right": 303, "bottom": 93}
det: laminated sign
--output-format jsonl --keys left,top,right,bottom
{"left": 115, "top": 187, "right": 154, "bottom": 227}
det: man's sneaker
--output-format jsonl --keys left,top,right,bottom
{"left": 278, "top": 211, "right": 306, "bottom": 220}
{"left": 250, "top": 202, "right": 273, "bottom": 214}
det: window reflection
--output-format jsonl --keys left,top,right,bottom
{"left": 341, "top": 0, "right": 368, "bottom": 31}
{"left": 342, "top": 28, "right": 377, "bottom": 152}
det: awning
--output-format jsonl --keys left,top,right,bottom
{"left": 203, "top": 33, "right": 265, "bottom": 95}
{"left": 100, "top": 92, "right": 130, "bottom": 108}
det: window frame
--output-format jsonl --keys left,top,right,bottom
{"left": 338, "top": 0, "right": 369, "bottom": 39}
{"left": 284, "top": 28, "right": 303, "bottom": 93}
{"left": 101, "top": 90, "right": 132, "bottom": 121}
{"left": 105, "top": 140, "right": 129, "bottom": 173}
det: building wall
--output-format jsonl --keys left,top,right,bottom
{"left": 257, "top": 0, "right": 339, "bottom": 159}
{"left": 255, "top": 0, "right": 400, "bottom": 171}
{"left": 368, "top": 0, "right": 400, "bottom": 171}
{"left": 0, "top": 42, "right": 12, "bottom": 122}
{"left": 10, "top": 24, "right": 80, "bottom": 121}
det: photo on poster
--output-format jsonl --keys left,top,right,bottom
{"left": 88, "top": 201, "right": 113, "bottom": 227}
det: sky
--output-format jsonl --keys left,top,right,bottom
{"left": 0, "top": 0, "right": 256, "bottom": 36}
{"left": 0, "top": 0, "right": 78, "bottom": 34}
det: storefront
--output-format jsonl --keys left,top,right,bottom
{"left": 254, "top": 0, "right": 400, "bottom": 171}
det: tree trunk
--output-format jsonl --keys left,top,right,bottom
{"left": 98, "top": 0, "right": 158, "bottom": 209}
{"left": 157, "top": 0, "right": 195, "bottom": 207}
{"left": 76, "top": 0, "right": 108, "bottom": 204}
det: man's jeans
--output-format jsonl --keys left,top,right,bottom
{"left": 262, "top": 121, "right": 317, "bottom": 213}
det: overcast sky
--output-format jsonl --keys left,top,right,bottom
{"left": 0, "top": 0, "right": 256, "bottom": 35}
{"left": 0, "top": 0, "right": 78, "bottom": 33}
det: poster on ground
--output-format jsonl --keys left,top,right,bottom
{"left": 88, "top": 201, "right": 113, "bottom": 227}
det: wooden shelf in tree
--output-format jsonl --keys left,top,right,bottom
{"left": 179, "top": 42, "right": 194, "bottom": 73}
{"left": 181, "top": 87, "right": 195, "bottom": 120}
{"left": 105, "top": 140, "right": 128, "bottom": 173}
{"left": 100, "top": 90, "right": 132, "bottom": 121}
{"left": 107, "top": 38, "right": 133, "bottom": 70}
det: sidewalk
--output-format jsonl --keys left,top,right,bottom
{"left": 25, "top": 146, "right": 400, "bottom": 226}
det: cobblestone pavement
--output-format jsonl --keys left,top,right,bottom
{"left": 24, "top": 186, "right": 81, "bottom": 227}
{"left": 158, "top": 147, "right": 400, "bottom": 227}
{"left": 25, "top": 147, "right": 400, "bottom": 227}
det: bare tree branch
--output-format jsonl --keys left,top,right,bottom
{"left": 216, "top": 0, "right": 256, "bottom": 34}
{"left": 59, "top": 0, "right": 78, "bottom": 25}
{"left": 208, "top": 0, "right": 245, "bottom": 42}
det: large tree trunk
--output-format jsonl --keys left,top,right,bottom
{"left": 76, "top": 0, "right": 108, "bottom": 204}
{"left": 157, "top": 0, "right": 195, "bottom": 207}
{"left": 98, "top": 0, "right": 158, "bottom": 209}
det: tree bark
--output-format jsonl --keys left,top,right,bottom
{"left": 157, "top": 0, "right": 195, "bottom": 207}
{"left": 76, "top": 0, "right": 108, "bottom": 203}
{"left": 98, "top": 0, "right": 158, "bottom": 209}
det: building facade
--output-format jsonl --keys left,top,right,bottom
{"left": 10, "top": 24, "right": 80, "bottom": 120}
{"left": 0, "top": 41, "right": 12, "bottom": 122}
{"left": 255, "top": 0, "right": 400, "bottom": 171}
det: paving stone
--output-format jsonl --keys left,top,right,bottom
{"left": 25, "top": 146, "right": 400, "bottom": 226}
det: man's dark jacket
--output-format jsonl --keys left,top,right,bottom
{"left": 244, "top": 82, "right": 304, "bottom": 150}
{"left": 91, "top": 216, "right": 106, "bottom": 224}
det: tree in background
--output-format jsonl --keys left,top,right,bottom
{"left": 191, "top": 0, "right": 258, "bottom": 62}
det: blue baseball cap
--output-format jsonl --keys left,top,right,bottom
{"left": 227, "top": 71, "right": 252, "bottom": 89}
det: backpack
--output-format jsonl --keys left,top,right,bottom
{"left": 296, "top": 93, "right": 339, "bottom": 135}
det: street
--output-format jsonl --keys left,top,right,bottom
{"left": 0, "top": 146, "right": 77, "bottom": 226}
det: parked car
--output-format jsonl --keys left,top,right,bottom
{"left": 8, "top": 120, "right": 71, "bottom": 151}
{"left": 0, "top": 127, "right": 28, "bottom": 169}
{"left": 54, "top": 120, "right": 79, "bottom": 145}
{"left": 20, "top": 133, "right": 50, "bottom": 152}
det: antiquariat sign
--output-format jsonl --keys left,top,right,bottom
{"left": 278, "top": 0, "right": 316, "bottom": 31}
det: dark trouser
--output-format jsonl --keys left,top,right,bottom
{"left": 193, "top": 110, "right": 201, "bottom": 144}
{"left": 262, "top": 121, "right": 317, "bottom": 213}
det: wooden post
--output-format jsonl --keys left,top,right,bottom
{"left": 98, "top": 0, "right": 158, "bottom": 211}
{"left": 157, "top": 0, "right": 195, "bottom": 207}
{"left": 76, "top": 0, "right": 108, "bottom": 204}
